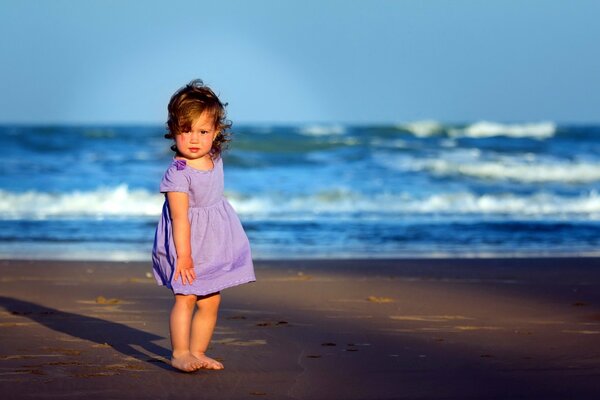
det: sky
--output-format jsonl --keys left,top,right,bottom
{"left": 0, "top": 0, "right": 598, "bottom": 125}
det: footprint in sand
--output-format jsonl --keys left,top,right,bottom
{"left": 42, "top": 347, "right": 82, "bottom": 356}
{"left": 105, "top": 363, "right": 147, "bottom": 371}
{"left": 562, "top": 329, "right": 600, "bottom": 334}
{"left": 76, "top": 297, "right": 128, "bottom": 306}
{"left": 0, "top": 322, "right": 35, "bottom": 327}
{"left": 74, "top": 371, "right": 117, "bottom": 378}
{"left": 256, "top": 320, "right": 289, "bottom": 327}
{"left": 45, "top": 361, "right": 83, "bottom": 366}
{"left": 212, "top": 338, "right": 267, "bottom": 346}
{"left": 127, "top": 277, "right": 155, "bottom": 284}
{"left": 91, "top": 343, "right": 112, "bottom": 348}
{"left": 15, "top": 368, "right": 45, "bottom": 376}
{"left": 454, "top": 326, "right": 502, "bottom": 331}
{"left": 367, "top": 296, "right": 394, "bottom": 303}
{"left": 95, "top": 296, "right": 122, "bottom": 305}
{"left": 0, "top": 355, "right": 35, "bottom": 360}
{"left": 390, "top": 315, "right": 474, "bottom": 322}
{"left": 572, "top": 301, "right": 588, "bottom": 307}
{"left": 345, "top": 344, "right": 362, "bottom": 352}
{"left": 294, "top": 272, "right": 312, "bottom": 280}
{"left": 226, "top": 315, "right": 247, "bottom": 320}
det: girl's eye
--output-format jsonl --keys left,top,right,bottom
{"left": 182, "top": 131, "right": 209, "bottom": 135}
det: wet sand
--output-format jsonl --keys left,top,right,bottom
{"left": 0, "top": 258, "right": 599, "bottom": 399}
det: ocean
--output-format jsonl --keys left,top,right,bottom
{"left": 1, "top": 121, "right": 600, "bottom": 261}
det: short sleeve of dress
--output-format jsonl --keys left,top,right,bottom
{"left": 159, "top": 166, "right": 190, "bottom": 194}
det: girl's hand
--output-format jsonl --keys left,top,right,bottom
{"left": 174, "top": 256, "right": 196, "bottom": 285}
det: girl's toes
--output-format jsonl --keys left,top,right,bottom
{"left": 172, "top": 354, "right": 202, "bottom": 372}
{"left": 193, "top": 354, "right": 224, "bottom": 370}
{"left": 209, "top": 359, "right": 223, "bottom": 369}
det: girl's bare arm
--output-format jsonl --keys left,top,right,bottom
{"left": 167, "top": 192, "right": 196, "bottom": 285}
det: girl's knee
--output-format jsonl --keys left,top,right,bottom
{"left": 174, "top": 294, "right": 197, "bottom": 309}
{"left": 196, "top": 292, "right": 221, "bottom": 310}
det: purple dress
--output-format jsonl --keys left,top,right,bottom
{"left": 152, "top": 156, "right": 256, "bottom": 295}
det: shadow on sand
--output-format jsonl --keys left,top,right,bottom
{"left": 0, "top": 295, "right": 174, "bottom": 371}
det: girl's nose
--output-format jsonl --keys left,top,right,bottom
{"left": 190, "top": 132, "right": 200, "bottom": 142}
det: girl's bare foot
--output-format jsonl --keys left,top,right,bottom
{"left": 171, "top": 352, "right": 205, "bottom": 372}
{"left": 191, "top": 352, "right": 224, "bottom": 370}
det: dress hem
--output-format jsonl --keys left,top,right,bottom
{"left": 156, "top": 275, "right": 256, "bottom": 296}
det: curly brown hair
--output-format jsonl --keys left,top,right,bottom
{"left": 165, "top": 79, "right": 231, "bottom": 157}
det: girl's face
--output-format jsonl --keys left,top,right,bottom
{"left": 175, "top": 112, "right": 218, "bottom": 160}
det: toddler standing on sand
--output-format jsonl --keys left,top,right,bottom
{"left": 152, "top": 80, "right": 256, "bottom": 372}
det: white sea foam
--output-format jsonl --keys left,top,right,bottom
{"left": 397, "top": 120, "right": 445, "bottom": 137}
{"left": 0, "top": 185, "right": 163, "bottom": 219}
{"left": 426, "top": 159, "right": 600, "bottom": 183}
{"left": 298, "top": 124, "right": 346, "bottom": 136}
{"left": 380, "top": 154, "right": 600, "bottom": 183}
{"left": 230, "top": 189, "right": 600, "bottom": 219}
{"left": 449, "top": 121, "right": 556, "bottom": 139}
{"left": 401, "top": 190, "right": 600, "bottom": 216}
{"left": 2, "top": 186, "right": 600, "bottom": 220}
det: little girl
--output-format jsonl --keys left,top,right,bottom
{"left": 152, "top": 79, "right": 256, "bottom": 372}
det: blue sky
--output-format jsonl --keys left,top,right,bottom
{"left": 0, "top": 0, "right": 598, "bottom": 124}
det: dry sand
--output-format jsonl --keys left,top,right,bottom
{"left": 0, "top": 257, "right": 599, "bottom": 399}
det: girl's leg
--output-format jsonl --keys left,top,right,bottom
{"left": 190, "top": 292, "right": 223, "bottom": 369}
{"left": 170, "top": 294, "right": 204, "bottom": 372}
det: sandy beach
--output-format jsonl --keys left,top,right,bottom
{"left": 1, "top": 257, "right": 599, "bottom": 399}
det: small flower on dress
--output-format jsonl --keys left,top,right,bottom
{"left": 174, "top": 159, "right": 186, "bottom": 171}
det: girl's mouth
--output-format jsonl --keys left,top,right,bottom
{"left": 189, "top": 148, "right": 200, "bottom": 153}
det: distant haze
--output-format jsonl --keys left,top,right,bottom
{"left": 0, "top": 0, "right": 598, "bottom": 124}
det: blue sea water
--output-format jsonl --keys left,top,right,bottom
{"left": 1, "top": 121, "right": 600, "bottom": 260}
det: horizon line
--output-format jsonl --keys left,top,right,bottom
{"left": 0, "top": 119, "right": 599, "bottom": 127}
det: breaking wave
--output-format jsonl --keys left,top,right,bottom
{"left": 449, "top": 121, "right": 556, "bottom": 139}
{"left": 395, "top": 120, "right": 556, "bottom": 139}
{"left": 298, "top": 124, "right": 346, "bottom": 136}
{"left": 2, "top": 186, "right": 600, "bottom": 220}
{"left": 378, "top": 154, "right": 600, "bottom": 183}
